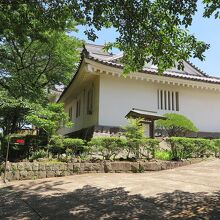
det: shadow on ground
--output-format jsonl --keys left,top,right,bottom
{"left": 0, "top": 180, "right": 219, "bottom": 219}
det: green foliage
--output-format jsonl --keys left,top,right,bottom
{"left": 0, "top": 3, "right": 80, "bottom": 140}
{"left": 124, "top": 118, "right": 145, "bottom": 139}
{"left": 0, "top": 31, "right": 81, "bottom": 101}
{"left": 48, "top": 136, "right": 85, "bottom": 158}
{"left": 88, "top": 137, "right": 127, "bottom": 160}
{"left": 30, "top": 149, "right": 47, "bottom": 161}
{"left": 210, "top": 139, "right": 220, "bottom": 157}
{"left": 0, "top": 1, "right": 213, "bottom": 74}
{"left": 203, "top": 1, "right": 220, "bottom": 19}
{"left": 166, "top": 137, "right": 214, "bottom": 160}
{"left": 0, "top": 91, "right": 32, "bottom": 135}
{"left": 123, "top": 119, "right": 159, "bottom": 159}
{"left": 26, "top": 103, "right": 72, "bottom": 137}
{"left": 63, "top": 138, "right": 85, "bottom": 155}
{"left": 142, "top": 139, "right": 160, "bottom": 159}
{"left": 48, "top": 135, "right": 64, "bottom": 155}
{"left": 1, "top": 134, "right": 31, "bottom": 161}
{"left": 156, "top": 113, "right": 198, "bottom": 137}
{"left": 123, "top": 118, "right": 146, "bottom": 159}
{"left": 155, "top": 150, "right": 172, "bottom": 161}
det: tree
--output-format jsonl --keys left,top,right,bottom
{"left": 0, "top": 4, "right": 81, "bottom": 137}
{"left": 0, "top": 90, "right": 31, "bottom": 136}
{"left": 0, "top": 30, "right": 81, "bottom": 101}
{"left": 26, "top": 103, "right": 72, "bottom": 138}
{"left": 156, "top": 113, "right": 198, "bottom": 137}
{"left": 123, "top": 118, "right": 146, "bottom": 159}
{"left": 1, "top": 1, "right": 219, "bottom": 73}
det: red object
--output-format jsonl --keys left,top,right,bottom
{"left": 15, "top": 139, "right": 25, "bottom": 144}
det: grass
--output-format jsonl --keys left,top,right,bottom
{"left": 155, "top": 150, "right": 172, "bottom": 161}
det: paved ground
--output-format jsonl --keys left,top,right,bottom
{"left": 0, "top": 159, "right": 220, "bottom": 219}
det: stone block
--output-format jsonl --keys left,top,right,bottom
{"left": 20, "top": 171, "right": 28, "bottom": 180}
{"left": 131, "top": 162, "right": 139, "bottom": 173}
{"left": 166, "top": 162, "right": 176, "bottom": 170}
{"left": 46, "top": 171, "right": 55, "bottom": 178}
{"left": 39, "top": 163, "right": 46, "bottom": 171}
{"left": 73, "top": 163, "right": 81, "bottom": 173}
{"left": 67, "top": 163, "right": 74, "bottom": 171}
{"left": 59, "top": 163, "right": 67, "bottom": 171}
{"left": 104, "top": 161, "right": 112, "bottom": 173}
{"left": 5, "top": 162, "right": 11, "bottom": 171}
{"left": 63, "top": 171, "right": 71, "bottom": 176}
{"left": 139, "top": 162, "right": 161, "bottom": 171}
{"left": 32, "top": 163, "right": 39, "bottom": 171}
{"left": 6, "top": 171, "right": 13, "bottom": 181}
{"left": 38, "top": 171, "right": 46, "bottom": 179}
{"left": 26, "top": 171, "right": 35, "bottom": 180}
{"left": 83, "top": 163, "right": 103, "bottom": 172}
{"left": 161, "top": 161, "right": 169, "bottom": 170}
{"left": 24, "top": 163, "right": 32, "bottom": 171}
{"left": 17, "top": 163, "right": 24, "bottom": 171}
{"left": 52, "top": 164, "right": 60, "bottom": 171}
{"left": 45, "top": 164, "right": 53, "bottom": 171}
{"left": 11, "top": 163, "right": 17, "bottom": 171}
{"left": 111, "top": 162, "right": 131, "bottom": 172}
{"left": 12, "top": 171, "right": 20, "bottom": 180}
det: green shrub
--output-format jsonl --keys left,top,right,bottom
{"left": 156, "top": 113, "right": 198, "bottom": 136}
{"left": 49, "top": 135, "right": 64, "bottom": 155}
{"left": 166, "top": 137, "right": 213, "bottom": 160}
{"left": 124, "top": 118, "right": 145, "bottom": 139}
{"left": 211, "top": 139, "right": 220, "bottom": 157}
{"left": 123, "top": 118, "right": 146, "bottom": 159}
{"left": 155, "top": 150, "right": 172, "bottom": 161}
{"left": 193, "top": 138, "right": 212, "bottom": 157}
{"left": 88, "top": 136, "right": 127, "bottom": 160}
{"left": 143, "top": 138, "right": 160, "bottom": 158}
{"left": 30, "top": 149, "right": 47, "bottom": 161}
{"left": 63, "top": 138, "right": 84, "bottom": 155}
{"left": 167, "top": 137, "right": 195, "bottom": 160}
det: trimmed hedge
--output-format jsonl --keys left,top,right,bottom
{"left": 88, "top": 136, "right": 127, "bottom": 160}
{"left": 211, "top": 139, "right": 220, "bottom": 158}
{"left": 87, "top": 137, "right": 160, "bottom": 160}
{"left": 166, "top": 137, "right": 215, "bottom": 160}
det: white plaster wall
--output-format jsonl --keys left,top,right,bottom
{"left": 99, "top": 74, "right": 220, "bottom": 132}
{"left": 99, "top": 74, "right": 157, "bottom": 128}
{"left": 59, "top": 75, "right": 100, "bottom": 135}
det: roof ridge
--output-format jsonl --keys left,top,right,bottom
{"left": 85, "top": 43, "right": 105, "bottom": 47}
{"left": 87, "top": 55, "right": 220, "bottom": 84}
{"left": 185, "top": 60, "right": 210, "bottom": 77}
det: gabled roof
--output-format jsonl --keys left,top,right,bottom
{"left": 84, "top": 43, "right": 220, "bottom": 84}
{"left": 126, "top": 108, "right": 166, "bottom": 121}
{"left": 58, "top": 43, "right": 220, "bottom": 102}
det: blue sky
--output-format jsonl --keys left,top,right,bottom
{"left": 73, "top": 2, "right": 220, "bottom": 77}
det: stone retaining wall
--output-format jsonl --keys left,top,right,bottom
{"left": 1, "top": 158, "right": 204, "bottom": 181}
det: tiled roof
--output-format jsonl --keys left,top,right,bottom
{"left": 58, "top": 43, "right": 220, "bottom": 102}
{"left": 84, "top": 44, "right": 220, "bottom": 85}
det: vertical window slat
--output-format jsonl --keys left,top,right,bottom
{"left": 157, "top": 89, "right": 159, "bottom": 109}
{"left": 172, "top": 92, "right": 174, "bottom": 111}
{"left": 164, "top": 90, "right": 167, "bottom": 110}
{"left": 168, "top": 91, "right": 170, "bottom": 110}
{"left": 176, "top": 92, "right": 179, "bottom": 111}
{"left": 157, "top": 90, "right": 179, "bottom": 111}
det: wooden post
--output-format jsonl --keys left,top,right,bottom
{"left": 150, "top": 120, "right": 155, "bottom": 138}
{"left": 3, "top": 135, "right": 10, "bottom": 183}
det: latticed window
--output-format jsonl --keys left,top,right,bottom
{"left": 76, "top": 99, "right": 81, "bottom": 118}
{"left": 157, "top": 89, "right": 179, "bottom": 111}
{"left": 87, "top": 87, "right": 93, "bottom": 115}
{"left": 68, "top": 106, "right": 72, "bottom": 120}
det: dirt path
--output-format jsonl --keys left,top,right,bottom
{"left": 0, "top": 159, "right": 220, "bottom": 219}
